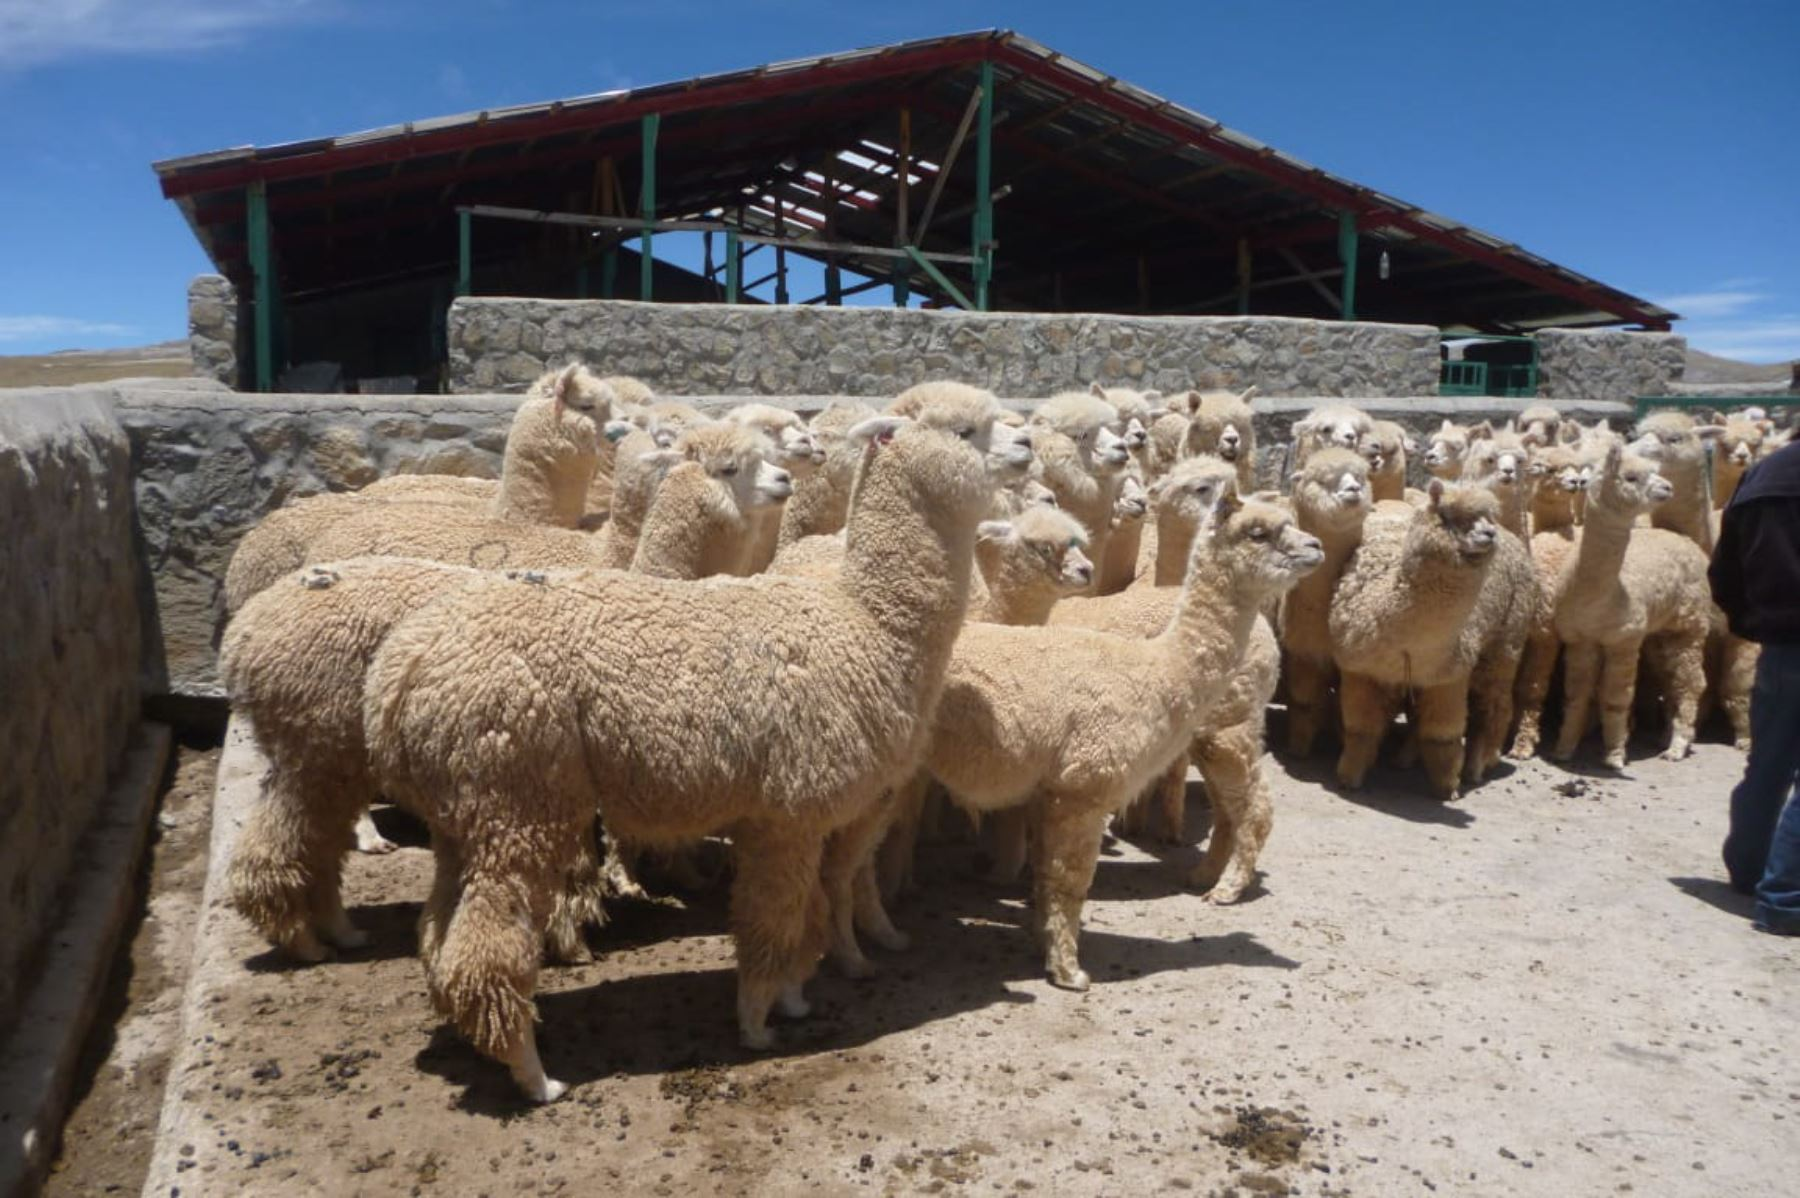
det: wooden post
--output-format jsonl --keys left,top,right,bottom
{"left": 640, "top": 113, "right": 659, "bottom": 300}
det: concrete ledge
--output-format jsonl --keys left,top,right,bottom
{"left": 0, "top": 723, "right": 171, "bottom": 1198}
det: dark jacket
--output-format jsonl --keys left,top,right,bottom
{"left": 1710, "top": 438, "right": 1800, "bottom": 645}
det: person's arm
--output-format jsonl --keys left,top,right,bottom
{"left": 1709, "top": 503, "right": 1747, "bottom": 635}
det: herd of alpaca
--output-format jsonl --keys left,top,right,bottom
{"left": 219, "top": 364, "right": 1782, "bottom": 1101}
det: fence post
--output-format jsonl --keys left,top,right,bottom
{"left": 640, "top": 113, "right": 659, "bottom": 300}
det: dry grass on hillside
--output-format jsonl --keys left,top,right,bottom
{"left": 0, "top": 342, "right": 190, "bottom": 389}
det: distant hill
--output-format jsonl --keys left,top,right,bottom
{"left": 1684, "top": 347, "right": 1794, "bottom": 387}
{"left": 0, "top": 340, "right": 189, "bottom": 388}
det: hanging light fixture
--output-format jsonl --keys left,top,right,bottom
{"left": 1379, "top": 250, "right": 1391, "bottom": 280}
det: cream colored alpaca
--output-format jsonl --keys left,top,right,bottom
{"left": 1292, "top": 403, "right": 1373, "bottom": 464}
{"left": 1090, "top": 383, "right": 1158, "bottom": 477}
{"left": 1421, "top": 418, "right": 1490, "bottom": 482}
{"left": 1029, "top": 391, "right": 1132, "bottom": 572}
{"left": 1508, "top": 443, "right": 1587, "bottom": 758}
{"left": 776, "top": 401, "right": 881, "bottom": 548}
{"left": 1462, "top": 423, "right": 1533, "bottom": 539}
{"left": 362, "top": 418, "right": 993, "bottom": 1100}
{"left": 723, "top": 403, "right": 823, "bottom": 574}
{"left": 1147, "top": 387, "right": 1257, "bottom": 490}
{"left": 1278, "top": 449, "right": 1373, "bottom": 756}
{"left": 922, "top": 493, "right": 1321, "bottom": 988}
{"left": 1097, "top": 471, "right": 1149, "bottom": 593}
{"left": 1550, "top": 445, "right": 1711, "bottom": 768}
{"left": 223, "top": 364, "right": 610, "bottom": 613}
{"left": 628, "top": 424, "right": 793, "bottom": 579}
{"left": 1329, "top": 480, "right": 1537, "bottom": 797}
{"left": 1713, "top": 414, "right": 1775, "bottom": 508}
{"left": 1516, "top": 404, "right": 1565, "bottom": 450}
{"left": 1359, "top": 419, "right": 1416, "bottom": 504}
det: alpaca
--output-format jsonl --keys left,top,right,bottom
{"left": 922, "top": 492, "right": 1321, "bottom": 988}
{"left": 1713, "top": 414, "right": 1775, "bottom": 509}
{"left": 776, "top": 401, "right": 881, "bottom": 549}
{"left": 1292, "top": 403, "right": 1373, "bottom": 465}
{"left": 970, "top": 506, "right": 1096, "bottom": 625}
{"left": 1278, "top": 449, "right": 1373, "bottom": 756}
{"left": 1421, "top": 418, "right": 1490, "bottom": 482}
{"left": 628, "top": 424, "right": 793, "bottom": 579}
{"left": 1508, "top": 443, "right": 1587, "bottom": 758}
{"left": 361, "top": 417, "right": 994, "bottom": 1100}
{"left": 1029, "top": 391, "right": 1132, "bottom": 572}
{"left": 1359, "top": 419, "right": 1416, "bottom": 504}
{"left": 1131, "top": 456, "right": 1243, "bottom": 585}
{"left": 1097, "top": 471, "right": 1150, "bottom": 594}
{"left": 1516, "top": 404, "right": 1566, "bottom": 450}
{"left": 1628, "top": 411, "right": 1724, "bottom": 553}
{"left": 722, "top": 403, "right": 824, "bottom": 574}
{"left": 1549, "top": 444, "right": 1711, "bottom": 768}
{"left": 1148, "top": 387, "right": 1257, "bottom": 491}
{"left": 1329, "top": 480, "right": 1537, "bottom": 797}
{"left": 223, "top": 365, "right": 611, "bottom": 613}
{"left": 1089, "top": 383, "right": 1158, "bottom": 477}
{"left": 1461, "top": 423, "right": 1533, "bottom": 540}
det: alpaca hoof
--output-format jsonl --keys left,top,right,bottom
{"left": 1734, "top": 737, "right": 1752, "bottom": 752}
{"left": 284, "top": 934, "right": 333, "bottom": 963}
{"left": 836, "top": 954, "right": 877, "bottom": 980}
{"left": 326, "top": 925, "right": 370, "bottom": 950}
{"left": 869, "top": 926, "right": 912, "bottom": 953}
{"left": 1661, "top": 740, "right": 1692, "bottom": 762}
{"left": 739, "top": 1025, "right": 775, "bottom": 1052}
{"left": 1204, "top": 886, "right": 1246, "bottom": 906}
{"left": 1602, "top": 751, "right": 1627, "bottom": 771}
{"left": 356, "top": 832, "right": 398, "bottom": 856}
{"left": 1548, "top": 742, "right": 1577, "bottom": 763}
{"left": 1334, "top": 769, "right": 1365, "bottom": 792}
{"left": 777, "top": 984, "right": 811, "bottom": 1019}
{"left": 523, "top": 1075, "right": 569, "bottom": 1104}
{"left": 1049, "top": 966, "right": 1091, "bottom": 992}
{"left": 547, "top": 942, "right": 594, "bottom": 966}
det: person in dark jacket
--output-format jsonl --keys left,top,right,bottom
{"left": 1710, "top": 430, "right": 1800, "bottom": 934}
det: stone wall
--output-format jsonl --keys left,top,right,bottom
{"left": 0, "top": 390, "right": 142, "bottom": 1032}
{"left": 448, "top": 299, "right": 1442, "bottom": 399}
{"left": 1536, "top": 328, "right": 1686, "bottom": 403}
{"left": 188, "top": 274, "right": 239, "bottom": 388}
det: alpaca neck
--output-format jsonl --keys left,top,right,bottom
{"left": 1370, "top": 468, "right": 1404, "bottom": 503}
{"left": 494, "top": 437, "right": 595, "bottom": 528}
{"left": 1714, "top": 462, "right": 1745, "bottom": 508}
{"left": 1287, "top": 512, "right": 1362, "bottom": 609}
{"left": 1565, "top": 503, "right": 1635, "bottom": 596}
{"left": 778, "top": 466, "right": 851, "bottom": 548}
{"left": 839, "top": 462, "right": 975, "bottom": 654}
{"left": 1153, "top": 512, "right": 1198, "bottom": 586}
{"left": 979, "top": 578, "right": 1061, "bottom": 627}
{"left": 631, "top": 475, "right": 746, "bottom": 580}
{"left": 1156, "top": 557, "right": 1261, "bottom": 725}
{"left": 1530, "top": 492, "right": 1578, "bottom": 536}
{"left": 1490, "top": 483, "right": 1529, "bottom": 540}
{"left": 1101, "top": 519, "right": 1144, "bottom": 592}
{"left": 1648, "top": 458, "right": 1714, "bottom": 552}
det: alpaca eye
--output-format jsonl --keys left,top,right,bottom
{"left": 1248, "top": 528, "right": 1268, "bottom": 542}
{"left": 957, "top": 426, "right": 975, "bottom": 440}
{"left": 721, "top": 466, "right": 740, "bottom": 477}
{"left": 1624, "top": 473, "right": 1640, "bottom": 482}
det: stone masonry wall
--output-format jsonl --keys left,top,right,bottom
{"left": 448, "top": 300, "right": 1442, "bottom": 399}
{"left": 188, "top": 274, "right": 239, "bottom": 388}
{"left": 0, "top": 390, "right": 142, "bottom": 1033}
{"left": 1536, "top": 328, "right": 1686, "bottom": 403}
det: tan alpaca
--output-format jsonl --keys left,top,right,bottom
{"left": 1420, "top": 418, "right": 1490, "bottom": 482}
{"left": 1029, "top": 391, "right": 1133, "bottom": 573}
{"left": 1713, "top": 413, "right": 1775, "bottom": 509}
{"left": 922, "top": 493, "right": 1321, "bottom": 988}
{"left": 362, "top": 418, "right": 992, "bottom": 1100}
{"left": 1097, "top": 471, "right": 1150, "bottom": 593}
{"left": 1148, "top": 387, "right": 1257, "bottom": 490}
{"left": 1508, "top": 443, "right": 1587, "bottom": 758}
{"left": 1278, "top": 449, "right": 1373, "bottom": 757}
{"left": 1089, "top": 382, "right": 1159, "bottom": 478}
{"left": 1292, "top": 403, "right": 1373, "bottom": 464}
{"left": 1130, "top": 456, "right": 1243, "bottom": 585}
{"left": 1462, "top": 422, "right": 1533, "bottom": 540}
{"left": 223, "top": 364, "right": 611, "bottom": 613}
{"left": 776, "top": 401, "right": 880, "bottom": 549}
{"left": 1549, "top": 444, "right": 1711, "bottom": 768}
{"left": 1329, "top": 480, "right": 1537, "bottom": 797}
{"left": 721, "top": 403, "right": 823, "bottom": 574}
{"left": 1359, "top": 419, "right": 1416, "bottom": 504}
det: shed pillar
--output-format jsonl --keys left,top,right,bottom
{"left": 973, "top": 59, "right": 995, "bottom": 311}
{"left": 1338, "top": 210, "right": 1358, "bottom": 322}
{"left": 247, "top": 180, "right": 275, "bottom": 392}
{"left": 455, "top": 208, "right": 472, "bottom": 299}
{"left": 640, "top": 113, "right": 659, "bottom": 301}
{"left": 725, "top": 229, "right": 741, "bottom": 304}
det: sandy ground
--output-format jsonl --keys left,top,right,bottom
{"left": 0, "top": 343, "right": 189, "bottom": 389}
{"left": 61, "top": 723, "right": 1800, "bottom": 1198}
{"left": 44, "top": 740, "right": 219, "bottom": 1197}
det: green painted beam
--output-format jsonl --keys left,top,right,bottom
{"left": 725, "top": 229, "right": 740, "bottom": 304}
{"left": 973, "top": 59, "right": 995, "bottom": 311}
{"left": 1337, "top": 210, "right": 1358, "bottom": 322}
{"left": 247, "top": 180, "right": 274, "bottom": 391}
{"left": 902, "top": 245, "right": 975, "bottom": 311}
{"left": 640, "top": 113, "right": 659, "bottom": 301}
{"left": 456, "top": 209, "right": 471, "bottom": 298}
{"left": 602, "top": 246, "right": 618, "bottom": 298}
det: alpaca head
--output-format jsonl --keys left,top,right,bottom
{"left": 1089, "top": 383, "right": 1158, "bottom": 453}
{"left": 723, "top": 403, "right": 826, "bottom": 478}
{"left": 975, "top": 506, "right": 1095, "bottom": 598}
{"left": 1173, "top": 387, "right": 1256, "bottom": 463}
{"left": 1415, "top": 479, "right": 1502, "bottom": 564}
{"left": 1113, "top": 473, "right": 1150, "bottom": 525}
{"left": 1293, "top": 403, "right": 1372, "bottom": 461}
{"left": 888, "top": 382, "right": 1003, "bottom": 457}
{"left": 1463, "top": 424, "right": 1529, "bottom": 494}
{"left": 1718, "top": 415, "right": 1773, "bottom": 472}
{"left": 1628, "top": 410, "right": 1724, "bottom": 475}
{"left": 1358, "top": 420, "right": 1414, "bottom": 481}
{"left": 986, "top": 420, "right": 1036, "bottom": 483}
{"left": 1194, "top": 489, "right": 1325, "bottom": 600}
{"left": 1422, "top": 419, "right": 1488, "bottom": 479}
{"left": 667, "top": 423, "right": 793, "bottom": 511}
{"left": 1290, "top": 447, "right": 1370, "bottom": 534}
{"left": 1588, "top": 443, "right": 1674, "bottom": 516}
{"left": 1517, "top": 404, "right": 1563, "bottom": 449}
{"left": 536, "top": 363, "right": 616, "bottom": 422}
{"left": 1150, "top": 455, "right": 1243, "bottom": 535}
{"left": 847, "top": 415, "right": 993, "bottom": 531}
{"left": 1031, "top": 392, "right": 1131, "bottom": 475}
{"left": 1527, "top": 443, "right": 1587, "bottom": 499}
{"left": 599, "top": 375, "right": 657, "bottom": 409}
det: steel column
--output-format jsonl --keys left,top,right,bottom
{"left": 455, "top": 208, "right": 471, "bottom": 298}
{"left": 725, "top": 229, "right": 740, "bottom": 304}
{"left": 973, "top": 59, "right": 995, "bottom": 310}
{"left": 640, "top": 112, "right": 659, "bottom": 300}
{"left": 1338, "top": 210, "right": 1358, "bottom": 322}
{"left": 247, "top": 180, "right": 274, "bottom": 391}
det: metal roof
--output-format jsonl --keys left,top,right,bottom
{"left": 153, "top": 29, "right": 1677, "bottom": 330}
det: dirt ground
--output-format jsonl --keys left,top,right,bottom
{"left": 0, "top": 343, "right": 189, "bottom": 389}
{"left": 59, "top": 725, "right": 1800, "bottom": 1197}
{"left": 44, "top": 739, "right": 219, "bottom": 1197}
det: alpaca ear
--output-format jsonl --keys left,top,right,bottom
{"left": 1402, "top": 435, "right": 1419, "bottom": 455}
{"left": 1468, "top": 420, "right": 1494, "bottom": 441}
{"left": 1089, "top": 381, "right": 1108, "bottom": 399}
{"left": 847, "top": 415, "right": 909, "bottom": 448}
{"left": 1603, "top": 442, "right": 1623, "bottom": 476}
{"left": 1555, "top": 419, "right": 1582, "bottom": 445}
{"left": 1180, "top": 389, "right": 1204, "bottom": 415}
{"left": 602, "top": 419, "right": 636, "bottom": 443}
{"left": 975, "top": 520, "right": 1016, "bottom": 543}
{"left": 1426, "top": 478, "right": 1446, "bottom": 508}
{"left": 1696, "top": 424, "right": 1728, "bottom": 441}
{"left": 1237, "top": 384, "right": 1258, "bottom": 404}
{"left": 637, "top": 448, "right": 683, "bottom": 471}
{"left": 1210, "top": 485, "right": 1244, "bottom": 526}
{"left": 551, "top": 363, "right": 583, "bottom": 417}
{"left": 1439, "top": 418, "right": 1455, "bottom": 433}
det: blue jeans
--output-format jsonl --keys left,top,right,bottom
{"left": 1723, "top": 642, "right": 1800, "bottom": 930}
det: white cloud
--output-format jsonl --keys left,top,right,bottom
{"left": 1684, "top": 317, "right": 1800, "bottom": 365}
{"left": 438, "top": 62, "right": 471, "bottom": 103}
{"left": 0, "top": 315, "right": 140, "bottom": 344}
{"left": 0, "top": 0, "right": 330, "bottom": 70}
{"left": 1654, "top": 288, "right": 1771, "bottom": 320}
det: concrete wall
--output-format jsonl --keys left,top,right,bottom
{"left": 448, "top": 299, "right": 1443, "bottom": 399}
{"left": 0, "top": 390, "right": 142, "bottom": 1032}
{"left": 1536, "top": 328, "right": 1686, "bottom": 403}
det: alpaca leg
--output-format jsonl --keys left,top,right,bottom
{"left": 353, "top": 809, "right": 398, "bottom": 855}
{"left": 730, "top": 823, "right": 827, "bottom": 1050}
{"left": 428, "top": 824, "right": 574, "bottom": 1103}
{"left": 1721, "top": 635, "right": 1759, "bottom": 751}
{"left": 1284, "top": 655, "right": 1332, "bottom": 757}
{"left": 1037, "top": 796, "right": 1108, "bottom": 991}
{"left": 876, "top": 773, "right": 929, "bottom": 904}
{"left": 1416, "top": 680, "right": 1470, "bottom": 800}
{"left": 1191, "top": 728, "right": 1267, "bottom": 903}
{"left": 1598, "top": 639, "right": 1646, "bottom": 770}
{"left": 1551, "top": 642, "right": 1601, "bottom": 762}
{"left": 225, "top": 763, "right": 361, "bottom": 962}
{"left": 311, "top": 856, "right": 368, "bottom": 950}
{"left": 983, "top": 806, "right": 1031, "bottom": 885}
{"left": 544, "top": 820, "right": 602, "bottom": 965}
{"left": 1466, "top": 649, "right": 1521, "bottom": 784}
{"left": 1336, "top": 673, "right": 1398, "bottom": 790}
{"left": 1508, "top": 630, "right": 1559, "bottom": 759}
{"left": 852, "top": 857, "right": 911, "bottom": 952}
{"left": 822, "top": 799, "right": 895, "bottom": 978}
{"left": 418, "top": 835, "right": 463, "bottom": 972}
{"left": 1155, "top": 755, "right": 1188, "bottom": 845}
{"left": 1660, "top": 633, "right": 1708, "bottom": 761}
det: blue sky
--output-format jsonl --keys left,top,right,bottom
{"left": 2, "top": 0, "right": 1795, "bottom": 361}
